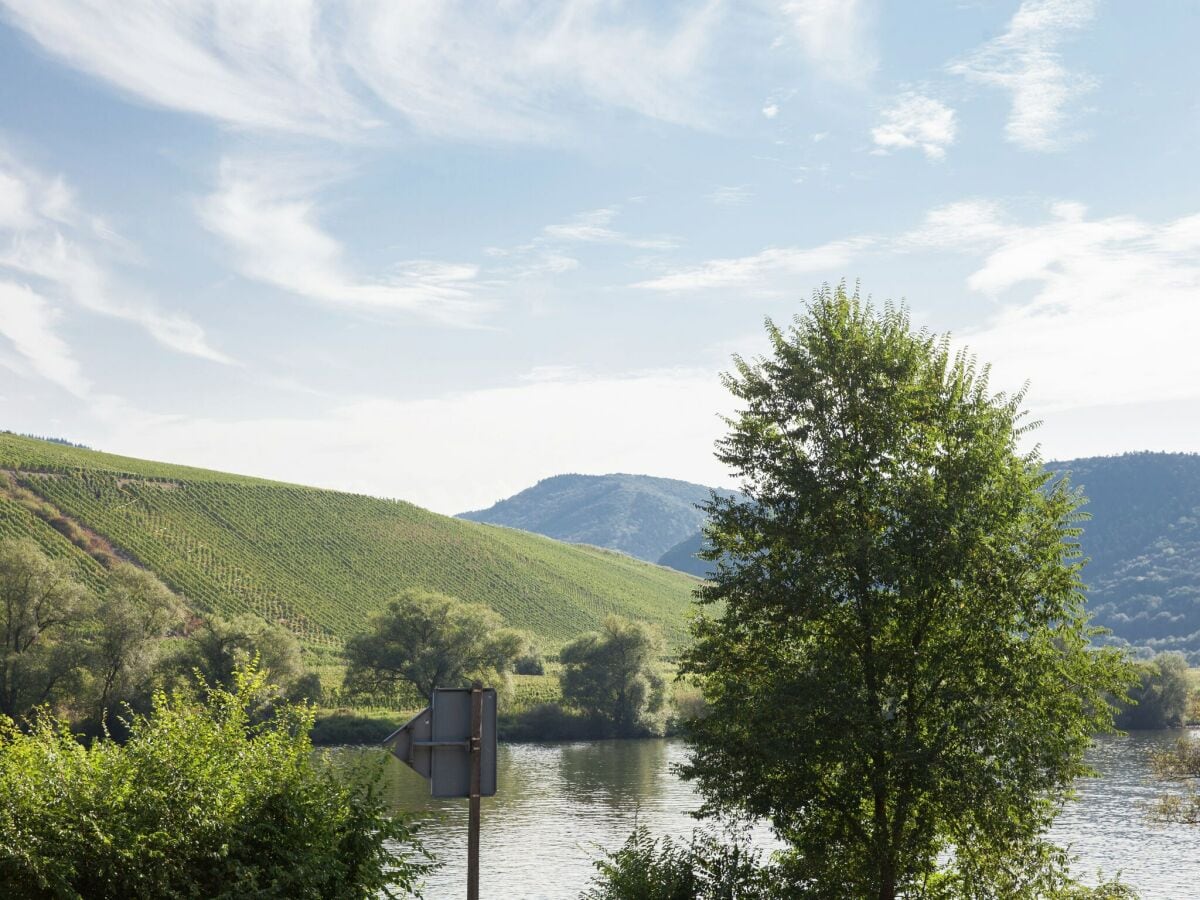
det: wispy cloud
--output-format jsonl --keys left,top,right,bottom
{"left": 871, "top": 93, "right": 957, "bottom": 160}
{"left": 0, "top": 280, "right": 88, "bottom": 396}
{"left": 948, "top": 0, "right": 1096, "bottom": 151}
{"left": 633, "top": 238, "right": 867, "bottom": 292}
{"left": 778, "top": 0, "right": 878, "bottom": 85}
{"left": 198, "top": 160, "right": 488, "bottom": 325}
{"left": 0, "top": 149, "right": 231, "bottom": 364}
{"left": 905, "top": 199, "right": 1200, "bottom": 409}
{"left": 1, "top": 0, "right": 722, "bottom": 143}
{"left": 542, "top": 207, "right": 677, "bottom": 250}
{"left": 708, "top": 185, "right": 754, "bottom": 206}
{"left": 346, "top": 0, "right": 722, "bottom": 143}
{"left": 0, "top": 0, "right": 372, "bottom": 138}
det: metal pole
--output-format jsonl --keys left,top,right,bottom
{"left": 468, "top": 682, "right": 482, "bottom": 900}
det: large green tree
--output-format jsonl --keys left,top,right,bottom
{"left": 343, "top": 589, "right": 523, "bottom": 701}
{"left": 559, "top": 616, "right": 666, "bottom": 737}
{"left": 680, "top": 287, "right": 1134, "bottom": 899}
{"left": 0, "top": 539, "right": 90, "bottom": 719}
{"left": 89, "top": 563, "right": 184, "bottom": 716}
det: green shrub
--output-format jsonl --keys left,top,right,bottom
{"left": 582, "top": 826, "right": 780, "bottom": 899}
{"left": 0, "top": 666, "right": 433, "bottom": 899}
{"left": 1115, "top": 652, "right": 1190, "bottom": 729}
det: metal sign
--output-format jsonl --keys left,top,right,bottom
{"left": 382, "top": 684, "right": 497, "bottom": 900}
{"left": 382, "top": 687, "right": 497, "bottom": 797}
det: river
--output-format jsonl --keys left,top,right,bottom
{"left": 344, "top": 730, "right": 1200, "bottom": 899}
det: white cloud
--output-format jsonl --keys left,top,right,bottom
{"left": 948, "top": 0, "right": 1096, "bottom": 151}
{"left": 633, "top": 238, "right": 867, "bottom": 292}
{"left": 871, "top": 93, "right": 957, "bottom": 160}
{"left": 779, "top": 0, "right": 877, "bottom": 85}
{"left": 98, "top": 367, "right": 738, "bottom": 514}
{"left": 905, "top": 199, "right": 1200, "bottom": 410}
{"left": 708, "top": 185, "right": 754, "bottom": 206}
{"left": 344, "top": 0, "right": 721, "bottom": 142}
{"left": 541, "top": 207, "right": 676, "bottom": 250}
{"left": 762, "top": 103, "right": 779, "bottom": 119}
{"left": 0, "top": 281, "right": 88, "bottom": 396}
{"left": 0, "top": 151, "right": 231, "bottom": 364}
{"left": 0, "top": 0, "right": 372, "bottom": 138}
{"left": 1, "top": 0, "right": 722, "bottom": 143}
{"left": 0, "top": 169, "right": 34, "bottom": 229}
{"left": 198, "top": 161, "right": 488, "bottom": 325}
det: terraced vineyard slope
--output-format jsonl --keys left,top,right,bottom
{"left": 0, "top": 433, "right": 697, "bottom": 651}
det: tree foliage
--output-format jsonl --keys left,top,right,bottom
{"left": 0, "top": 665, "right": 433, "bottom": 898}
{"left": 0, "top": 538, "right": 90, "bottom": 719}
{"left": 559, "top": 615, "right": 666, "bottom": 736}
{"left": 1114, "top": 652, "right": 1190, "bottom": 729}
{"left": 680, "top": 287, "right": 1135, "bottom": 899}
{"left": 89, "top": 563, "right": 184, "bottom": 716}
{"left": 343, "top": 589, "right": 524, "bottom": 701}
{"left": 175, "top": 612, "right": 308, "bottom": 698}
{"left": 582, "top": 826, "right": 778, "bottom": 900}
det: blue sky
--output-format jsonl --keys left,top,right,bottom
{"left": 1, "top": 0, "right": 1198, "bottom": 513}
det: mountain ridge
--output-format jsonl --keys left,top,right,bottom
{"left": 462, "top": 454, "right": 1200, "bottom": 660}
{"left": 459, "top": 472, "right": 737, "bottom": 563}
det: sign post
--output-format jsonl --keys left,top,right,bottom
{"left": 383, "top": 684, "right": 497, "bottom": 900}
{"left": 468, "top": 683, "right": 482, "bottom": 900}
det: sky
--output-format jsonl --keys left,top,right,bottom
{"left": 0, "top": 0, "right": 1198, "bottom": 514}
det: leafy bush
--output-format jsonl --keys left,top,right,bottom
{"left": 560, "top": 616, "right": 667, "bottom": 737}
{"left": 0, "top": 667, "right": 433, "bottom": 899}
{"left": 514, "top": 653, "right": 546, "bottom": 676}
{"left": 1115, "top": 652, "right": 1191, "bottom": 729}
{"left": 582, "top": 826, "right": 779, "bottom": 899}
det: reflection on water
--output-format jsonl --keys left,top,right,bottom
{"left": 332, "top": 730, "right": 1200, "bottom": 900}
{"left": 1052, "top": 730, "right": 1200, "bottom": 898}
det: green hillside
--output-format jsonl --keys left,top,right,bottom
{"left": 0, "top": 433, "right": 697, "bottom": 652}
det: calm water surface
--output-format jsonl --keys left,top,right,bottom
{"left": 341, "top": 730, "right": 1200, "bottom": 899}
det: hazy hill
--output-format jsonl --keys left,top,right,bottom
{"left": 657, "top": 532, "right": 716, "bottom": 579}
{"left": 1059, "top": 452, "right": 1200, "bottom": 660}
{"left": 467, "top": 455, "right": 1200, "bottom": 660}
{"left": 459, "top": 473, "right": 735, "bottom": 563}
{"left": 0, "top": 433, "right": 697, "bottom": 651}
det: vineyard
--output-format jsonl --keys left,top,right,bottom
{"left": 0, "top": 433, "right": 698, "bottom": 652}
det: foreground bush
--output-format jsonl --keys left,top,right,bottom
{"left": 0, "top": 667, "right": 432, "bottom": 899}
{"left": 582, "top": 826, "right": 778, "bottom": 899}
{"left": 583, "top": 826, "right": 1139, "bottom": 900}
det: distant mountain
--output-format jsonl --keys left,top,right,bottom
{"left": 458, "top": 473, "right": 735, "bottom": 563}
{"left": 466, "top": 455, "right": 1200, "bottom": 660}
{"left": 657, "top": 532, "right": 714, "bottom": 579}
{"left": 1058, "top": 452, "right": 1200, "bottom": 661}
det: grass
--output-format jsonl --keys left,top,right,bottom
{"left": 0, "top": 432, "right": 699, "bottom": 653}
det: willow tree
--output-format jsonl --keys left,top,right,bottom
{"left": 680, "top": 286, "right": 1134, "bottom": 899}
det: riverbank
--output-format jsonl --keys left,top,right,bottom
{"left": 337, "top": 731, "right": 1200, "bottom": 900}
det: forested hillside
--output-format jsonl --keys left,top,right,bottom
{"left": 459, "top": 473, "right": 734, "bottom": 562}
{"left": 462, "top": 454, "right": 1200, "bottom": 660}
{"left": 0, "top": 433, "right": 697, "bottom": 652}
{"left": 1063, "top": 452, "right": 1200, "bottom": 660}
